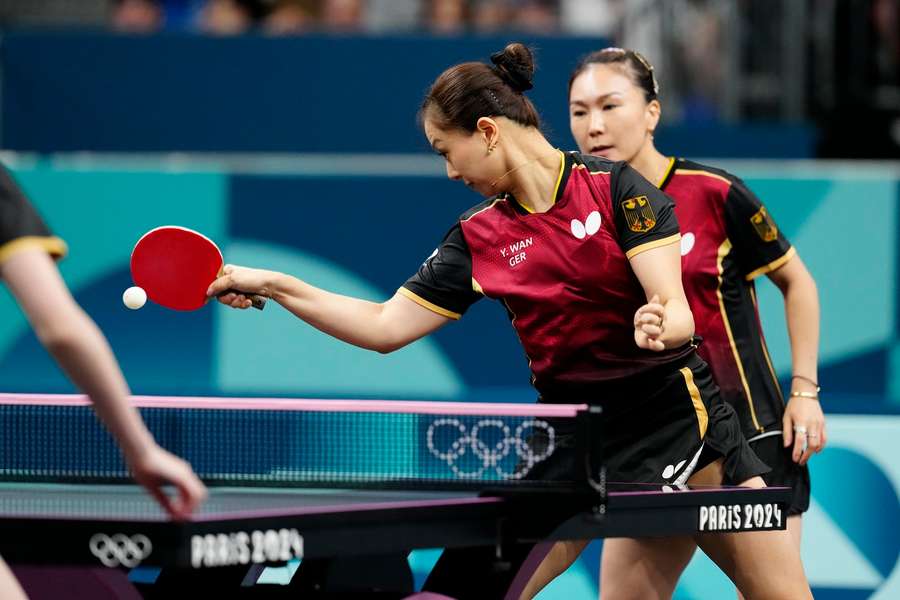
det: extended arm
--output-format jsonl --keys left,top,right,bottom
{"left": 1, "top": 249, "right": 207, "bottom": 518}
{"left": 208, "top": 265, "right": 452, "bottom": 353}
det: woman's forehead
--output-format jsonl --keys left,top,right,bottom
{"left": 571, "top": 64, "right": 635, "bottom": 100}
{"left": 425, "top": 119, "right": 465, "bottom": 145}
{"left": 423, "top": 118, "right": 444, "bottom": 143}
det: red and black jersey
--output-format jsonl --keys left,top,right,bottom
{"left": 659, "top": 157, "right": 794, "bottom": 437}
{"left": 402, "top": 151, "right": 693, "bottom": 396}
{"left": 0, "top": 163, "right": 67, "bottom": 268}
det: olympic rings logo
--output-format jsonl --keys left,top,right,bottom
{"left": 89, "top": 533, "right": 153, "bottom": 567}
{"left": 426, "top": 418, "right": 555, "bottom": 480}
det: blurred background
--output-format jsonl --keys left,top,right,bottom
{"left": 0, "top": 0, "right": 897, "bottom": 598}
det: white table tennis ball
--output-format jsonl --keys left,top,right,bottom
{"left": 123, "top": 286, "right": 147, "bottom": 310}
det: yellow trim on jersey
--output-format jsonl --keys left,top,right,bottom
{"left": 0, "top": 236, "right": 68, "bottom": 266}
{"left": 750, "top": 286, "right": 786, "bottom": 406}
{"left": 397, "top": 287, "right": 461, "bottom": 320}
{"left": 744, "top": 246, "right": 796, "bottom": 281}
{"left": 573, "top": 163, "right": 611, "bottom": 176}
{"left": 514, "top": 150, "right": 566, "bottom": 214}
{"left": 656, "top": 157, "right": 676, "bottom": 188}
{"left": 461, "top": 197, "right": 506, "bottom": 223}
{"left": 551, "top": 149, "right": 566, "bottom": 202}
{"left": 717, "top": 239, "right": 763, "bottom": 431}
{"left": 680, "top": 367, "right": 708, "bottom": 438}
{"left": 472, "top": 277, "right": 484, "bottom": 295}
{"left": 674, "top": 168, "right": 733, "bottom": 186}
{"left": 624, "top": 233, "right": 681, "bottom": 259}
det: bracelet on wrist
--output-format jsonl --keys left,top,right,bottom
{"left": 790, "top": 390, "right": 819, "bottom": 401}
{"left": 791, "top": 374, "right": 821, "bottom": 393}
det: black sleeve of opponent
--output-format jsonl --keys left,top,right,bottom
{"left": 401, "top": 223, "right": 481, "bottom": 319}
{"left": 722, "top": 177, "right": 793, "bottom": 279}
{"left": 610, "top": 161, "right": 680, "bottom": 258}
{"left": 0, "top": 163, "right": 63, "bottom": 262}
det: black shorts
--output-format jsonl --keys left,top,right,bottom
{"left": 530, "top": 353, "right": 769, "bottom": 486}
{"left": 749, "top": 433, "right": 811, "bottom": 515}
{"left": 423, "top": 353, "right": 770, "bottom": 600}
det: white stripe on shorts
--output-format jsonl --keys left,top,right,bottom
{"left": 747, "top": 430, "right": 783, "bottom": 443}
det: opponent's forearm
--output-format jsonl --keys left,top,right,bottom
{"left": 269, "top": 273, "right": 401, "bottom": 353}
{"left": 39, "top": 307, "right": 156, "bottom": 461}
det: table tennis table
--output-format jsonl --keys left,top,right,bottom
{"left": 0, "top": 394, "right": 790, "bottom": 598}
{"left": 0, "top": 482, "right": 788, "bottom": 567}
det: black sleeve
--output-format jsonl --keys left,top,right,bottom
{"left": 0, "top": 163, "right": 67, "bottom": 265}
{"left": 722, "top": 177, "right": 793, "bottom": 280}
{"left": 610, "top": 161, "right": 680, "bottom": 258}
{"left": 400, "top": 223, "right": 481, "bottom": 319}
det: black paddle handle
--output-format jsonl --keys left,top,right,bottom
{"left": 222, "top": 289, "right": 267, "bottom": 310}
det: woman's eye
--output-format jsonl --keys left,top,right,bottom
{"left": 603, "top": 104, "right": 618, "bottom": 111}
{"left": 572, "top": 110, "right": 586, "bottom": 117}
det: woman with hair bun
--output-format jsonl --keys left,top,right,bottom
{"left": 208, "top": 43, "right": 812, "bottom": 600}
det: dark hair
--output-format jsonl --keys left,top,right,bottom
{"left": 420, "top": 43, "right": 540, "bottom": 132}
{"left": 568, "top": 47, "right": 659, "bottom": 103}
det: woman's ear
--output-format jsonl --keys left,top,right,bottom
{"left": 476, "top": 117, "right": 500, "bottom": 152}
{"left": 646, "top": 99, "right": 661, "bottom": 135}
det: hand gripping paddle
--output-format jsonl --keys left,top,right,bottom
{"left": 130, "top": 226, "right": 266, "bottom": 311}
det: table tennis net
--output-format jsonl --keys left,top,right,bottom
{"left": 0, "top": 396, "right": 583, "bottom": 489}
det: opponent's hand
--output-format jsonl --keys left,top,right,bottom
{"left": 634, "top": 294, "right": 666, "bottom": 351}
{"left": 207, "top": 264, "right": 277, "bottom": 309}
{"left": 127, "top": 445, "right": 208, "bottom": 520}
{"left": 783, "top": 395, "right": 827, "bottom": 466}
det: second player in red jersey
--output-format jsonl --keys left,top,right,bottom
{"left": 556, "top": 47, "right": 823, "bottom": 599}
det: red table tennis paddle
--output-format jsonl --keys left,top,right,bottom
{"left": 130, "top": 226, "right": 266, "bottom": 311}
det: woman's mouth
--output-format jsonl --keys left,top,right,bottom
{"left": 590, "top": 145, "right": 613, "bottom": 156}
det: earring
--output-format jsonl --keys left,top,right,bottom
{"left": 487, "top": 145, "right": 494, "bottom": 155}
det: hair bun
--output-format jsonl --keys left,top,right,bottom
{"left": 490, "top": 43, "right": 535, "bottom": 93}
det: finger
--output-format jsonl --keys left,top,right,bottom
{"left": 792, "top": 431, "right": 805, "bottom": 463}
{"left": 147, "top": 485, "right": 179, "bottom": 519}
{"left": 176, "top": 475, "right": 206, "bottom": 517}
{"left": 634, "top": 305, "right": 648, "bottom": 324}
{"left": 206, "top": 276, "right": 233, "bottom": 297}
{"left": 217, "top": 292, "right": 237, "bottom": 305}
{"left": 640, "top": 323, "right": 663, "bottom": 337}
{"left": 648, "top": 338, "right": 665, "bottom": 351}
{"left": 796, "top": 437, "right": 808, "bottom": 464}
{"left": 794, "top": 425, "right": 813, "bottom": 464}
{"left": 782, "top": 415, "right": 793, "bottom": 448}
{"left": 634, "top": 331, "right": 649, "bottom": 349}
{"left": 223, "top": 264, "right": 234, "bottom": 275}
{"left": 639, "top": 313, "right": 663, "bottom": 326}
{"left": 194, "top": 476, "right": 209, "bottom": 503}
{"left": 799, "top": 441, "right": 814, "bottom": 466}
{"left": 816, "top": 417, "right": 827, "bottom": 449}
{"left": 641, "top": 303, "right": 666, "bottom": 317}
{"left": 808, "top": 429, "right": 824, "bottom": 453}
